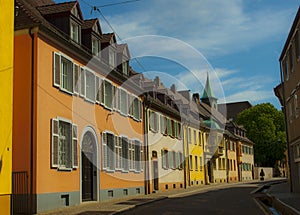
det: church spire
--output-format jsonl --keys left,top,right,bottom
{"left": 201, "top": 72, "right": 218, "bottom": 109}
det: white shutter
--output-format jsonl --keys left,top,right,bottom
{"left": 102, "top": 132, "right": 108, "bottom": 170}
{"left": 115, "top": 135, "right": 120, "bottom": 170}
{"left": 53, "top": 52, "right": 61, "bottom": 87}
{"left": 73, "top": 64, "right": 79, "bottom": 94}
{"left": 51, "top": 118, "right": 59, "bottom": 168}
{"left": 72, "top": 124, "right": 78, "bottom": 168}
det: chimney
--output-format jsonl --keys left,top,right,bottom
{"left": 154, "top": 76, "right": 160, "bottom": 86}
{"left": 178, "top": 90, "right": 190, "bottom": 102}
{"left": 170, "top": 84, "right": 176, "bottom": 93}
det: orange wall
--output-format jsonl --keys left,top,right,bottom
{"left": 13, "top": 33, "right": 33, "bottom": 175}
{"left": 35, "top": 37, "right": 144, "bottom": 193}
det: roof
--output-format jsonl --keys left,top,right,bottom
{"left": 37, "top": 1, "right": 77, "bottom": 15}
{"left": 274, "top": 83, "right": 284, "bottom": 106}
{"left": 27, "top": 0, "right": 54, "bottom": 7}
{"left": 82, "top": 19, "right": 97, "bottom": 29}
{"left": 202, "top": 73, "right": 216, "bottom": 100}
{"left": 218, "top": 101, "right": 252, "bottom": 121}
{"left": 102, "top": 33, "right": 116, "bottom": 43}
{"left": 279, "top": 6, "right": 300, "bottom": 61}
{"left": 204, "top": 119, "right": 220, "bottom": 130}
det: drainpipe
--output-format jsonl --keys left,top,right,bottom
{"left": 225, "top": 137, "right": 229, "bottom": 183}
{"left": 29, "top": 27, "right": 37, "bottom": 214}
{"left": 143, "top": 94, "right": 151, "bottom": 194}
{"left": 280, "top": 62, "right": 293, "bottom": 192}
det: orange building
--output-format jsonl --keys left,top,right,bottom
{"left": 13, "top": 0, "right": 144, "bottom": 213}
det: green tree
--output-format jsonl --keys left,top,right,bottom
{"left": 236, "top": 103, "right": 286, "bottom": 167}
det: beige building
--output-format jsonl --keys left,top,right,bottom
{"left": 275, "top": 6, "right": 300, "bottom": 192}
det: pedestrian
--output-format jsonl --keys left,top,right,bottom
{"left": 260, "top": 169, "right": 265, "bottom": 181}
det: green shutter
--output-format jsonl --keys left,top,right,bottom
{"left": 51, "top": 118, "right": 59, "bottom": 168}
{"left": 53, "top": 52, "right": 61, "bottom": 87}
{"left": 102, "top": 132, "right": 108, "bottom": 170}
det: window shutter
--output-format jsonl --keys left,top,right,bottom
{"left": 114, "top": 87, "right": 119, "bottom": 111}
{"left": 138, "top": 100, "right": 142, "bottom": 121}
{"left": 101, "top": 79, "right": 105, "bottom": 105}
{"left": 102, "top": 132, "right": 108, "bottom": 170}
{"left": 72, "top": 124, "right": 78, "bottom": 168}
{"left": 96, "top": 76, "right": 100, "bottom": 103}
{"left": 51, "top": 118, "right": 59, "bottom": 168}
{"left": 161, "top": 149, "right": 166, "bottom": 169}
{"left": 53, "top": 52, "right": 61, "bottom": 87}
{"left": 114, "top": 135, "right": 120, "bottom": 170}
{"left": 73, "top": 64, "right": 79, "bottom": 94}
{"left": 80, "top": 68, "right": 85, "bottom": 97}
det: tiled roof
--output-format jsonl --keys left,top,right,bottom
{"left": 27, "top": 0, "right": 54, "bottom": 7}
{"left": 82, "top": 19, "right": 97, "bottom": 29}
{"left": 102, "top": 33, "right": 115, "bottom": 43}
{"left": 37, "top": 1, "right": 76, "bottom": 15}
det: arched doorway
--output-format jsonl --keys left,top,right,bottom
{"left": 81, "top": 130, "right": 98, "bottom": 201}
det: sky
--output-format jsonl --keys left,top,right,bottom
{"left": 57, "top": 0, "right": 299, "bottom": 109}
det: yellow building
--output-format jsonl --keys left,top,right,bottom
{"left": 0, "top": 0, "right": 14, "bottom": 214}
{"left": 186, "top": 126, "right": 205, "bottom": 186}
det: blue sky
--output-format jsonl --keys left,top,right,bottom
{"left": 57, "top": 0, "right": 299, "bottom": 109}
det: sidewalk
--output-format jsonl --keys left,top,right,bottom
{"left": 267, "top": 181, "right": 300, "bottom": 215}
{"left": 39, "top": 178, "right": 287, "bottom": 215}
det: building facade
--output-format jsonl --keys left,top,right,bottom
{"left": 0, "top": 0, "right": 14, "bottom": 214}
{"left": 14, "top": 0, "right": 144, "bottom": 213}
{"left": 275, "top": 6, "right": 300, "bottom": 193}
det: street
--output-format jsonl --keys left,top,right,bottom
{"left": 118, "top": 182, "right": 265, "bottom": 215}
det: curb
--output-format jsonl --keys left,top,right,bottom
{"left": 111, "top": 196, "right": 168, "bottom": 215}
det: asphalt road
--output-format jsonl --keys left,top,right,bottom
{"left": 118, "top": 183, "right": 265, "bottom": 215}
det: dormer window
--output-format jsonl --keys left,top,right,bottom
{"left": 122, "top": 61, "right": 129, "bottom": 76}
{"left": 70, "top": 21, "right": 81, "bottom": 44}
{"left": 92, "top": 37, "right": 100, "bottom": 56}
{"left": 109, "top": 48, "right": 116, "bottom": 68}
{"left": 93, "top": 24, "right": 99, "bottom": 34}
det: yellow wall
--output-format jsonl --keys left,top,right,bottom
{"left": 187, "top": 127, "right": 205, "bottom": 185}
{"left": 0, "top": 0, "right": 14, "bottom": 214}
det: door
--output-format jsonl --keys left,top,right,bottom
{"left": 153, "top": 160, "right": 159, "bottom": 191}
{"left": 82, "top": 152, "right": 93, "bottom": 201}
{"left": 81, "top": 131, "right": 97, "bottom": 201}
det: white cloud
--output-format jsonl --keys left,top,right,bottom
{"left": 102, "top": 0, "right": 293, "bottom": 57}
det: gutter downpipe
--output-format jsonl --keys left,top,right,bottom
{"left": 143, "top": 94, "right": 151, "bottom": 194}
{"left": 29, "top": 27, "right": 37, "bottom": 214}
{"left": 280, "top": 62, "right": 293, "bottom": 192}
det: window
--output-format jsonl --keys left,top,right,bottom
{"left": 160, "top": 115, "right": 167, "bottom": 135}
{"left": 294, "top": 94, "right": 299, "bottom": 118}
{"left": 129, "top": 140, "right": 135, "bottom": 171}
{"left": 295, "top": 31, "right": 300, "bottom": 59}
{"left": 289, "top": 47, "right": 294, "bottom": 72}
{"left": 178, "top": 152, "right": 183, "bottom": 169}
{"left": 150, "top": 111, "right": 158, "bottom": 132}
{"left": 122, "top": 61, "right": 129, "bottom": 76}
{"left": 162, "top": 149, "right": 168, "bottom": 169}
{"left": 195, "top": 156, "right": 198, "bottom": 171}
{"left": 121, "top": 137, "right": 129, "bottom": 171}
{"left": 61, "top": 56, "right": 73, "bottom": 93}
{"left": 199, "top": 132, "right": 202, "bottom": 146}
{"left": 103, "top": 80, "right": 113, "bottom": 109}
{"left": 109, "top": 48, "right": 116, "bottom": 68}
{"left": 92, "top": 37, "right": 100, "bottom": 56}
{"left": 133, "top": 97, "right": 140, "bottom": 120}
{"left": 120, "top": 89, "right": 128, "bottom": 115}
{"left": 283, "top": 59, "right": 289, "bottom": 81}
{"left": 189, "top": 155, "right": 193, "bottom": 170}
{"left": 115, "top": 136, "right": 122, "bottom": 170}
{"left": 188, "top": 128, "right": 192, "bottom": 143}
{"left": 95, "top": 76, "right": 102, "bottom": 104}
{"left": 80, "top": 67, "right": 85, "bottom": 97}
{"left": 199, "top": 156, "right": 203, "bottom": 171}
{"left": 70, "top": 21, "right": 80, "bottom": 43}
{"left": 194, "top": 130, "right": 197, "bottom": 145}
{"left": 85, "top": 70, "right": 96, "bottom": 102}
{"left": 134, "top": 140, "right": 142, "bottom": 172}
{"left": 51, "top": 118, "right": 78, "bottom": 170}
{"left": 102, "top": 132, "right": 115, "bottom": 171}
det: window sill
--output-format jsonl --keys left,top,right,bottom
{"left": 57, "top": 167, "right": 72, "bottom": 172}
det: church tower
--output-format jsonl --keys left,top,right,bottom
{"left": 201, "top": 73, "right": 218, "bottom": 110}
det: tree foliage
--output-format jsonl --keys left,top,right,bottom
{"left": 236, "top": 103, "right": 286, "bottom": 167}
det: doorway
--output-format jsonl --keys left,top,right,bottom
{"left": 81, "top": 131, "right": 98, "bottom": 201}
